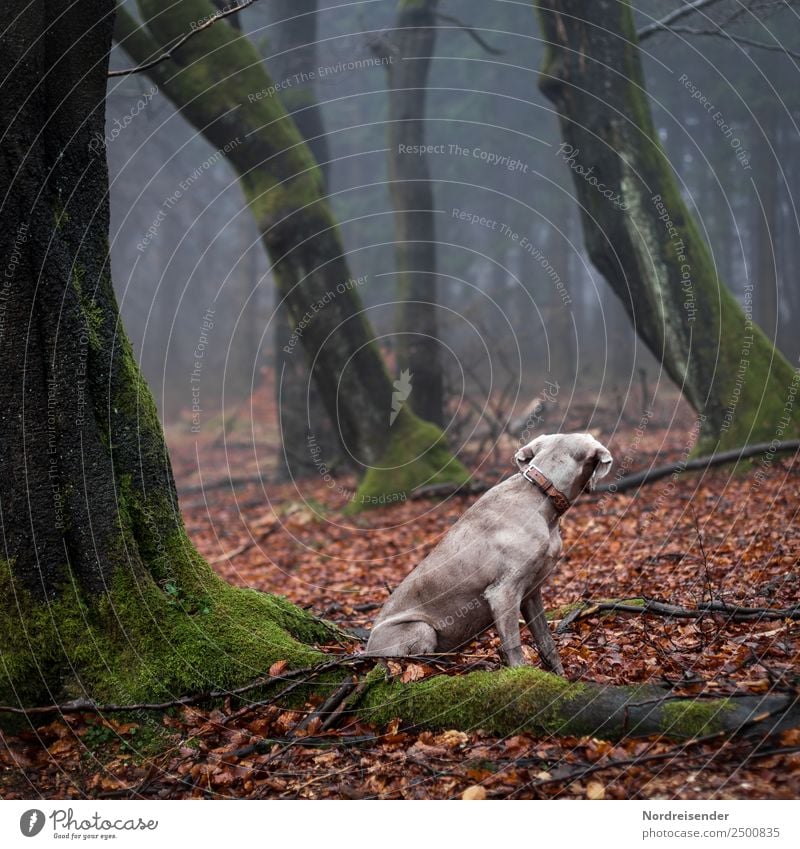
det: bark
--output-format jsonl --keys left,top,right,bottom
{"left": 382, "top": 0, "right": 444, "bottom": 424}
{"left": 383, "top": 0, "right": 444, "bottom": 425}
{"left": 535, "top": 0, "right": 800, "bottom": 451}
{"left": 114, "top": 0, "right": 469, "bottom": 504}
{"left": 0, "top": 0, "right": 336, "bottom": 710}
{"left": 265, "top": 0, "right": 339, "bottom": 480}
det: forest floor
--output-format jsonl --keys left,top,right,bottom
{"left": 2, "top": 396, "right": 799, "bottom": 799}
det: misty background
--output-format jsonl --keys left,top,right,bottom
{"left": 105, "top": 0, "right": 799, "bottom": 461}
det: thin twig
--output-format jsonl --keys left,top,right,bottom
{"left": 637, "top": 0, "right": 728, "bottom": 41}
{"left": 555, "top": 596, "right": 800, "bottom": 633}
{"left": 109, "top": 0, "right": 259, "bottom": 77}
{"left": 434, "top": 12, "right": 503, "bottom": 55}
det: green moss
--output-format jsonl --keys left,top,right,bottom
{"left": 71, "top": 265, "right": 104, "bottom": 352}
{"left": 348, "top": 409, "right": 470, "bottom": 512}
{"left": 360, "top": 665, "right": 588, "bottom": 736}
{"left": 0, "top": 547, "right": 337, "bottom": 709}
{"left": 661, "top": 698, "right": 735, "bottom": 738}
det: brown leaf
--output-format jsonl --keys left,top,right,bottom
{"left": 269, "top": 659, "right": 288, "bottom": 677}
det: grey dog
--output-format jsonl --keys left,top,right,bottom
{"left": 365, "top": 433, "right": 613, "bottom": 672}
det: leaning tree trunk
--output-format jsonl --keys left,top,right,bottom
{"left": 535, "top": 0, "right": 799, "bottom": 451}
{"left": 265, "top": 0, "right": 340, "bottom": 481}
{"left": 113, "top": 0, "right": 468, "bottom": 507}
{"left": 382, "top": 0, "right": 444, "bottom": 426}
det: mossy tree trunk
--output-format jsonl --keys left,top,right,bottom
{"left": 383, "top": 0, "right": 444, "bottom": 426}
{"left": 535, "top": 0, "right": 799, "bottom": 450}
{"left": 265, "top": 0, "right": 340, "bottom": 480}
{"left": 112, "top": 0, "right": 468, "bottom": 504}
{"left": 0, "top": 0, "right": 336, "bottom": 709}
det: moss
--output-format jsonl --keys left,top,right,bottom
{"left": 360, "top": 665, "right": 588, "bottom": 736}
{"left": 71, "top": 265, "right": 104, "bottom": 352}
{"left": 348, "top": 409, "right": 470, "bottom": 512}
{"left": 0, "top": 548, "right": 337, "bottom": 708}
{"left": 661, "top": 698, "right": 736, "bottom": 738}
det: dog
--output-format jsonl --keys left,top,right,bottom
{"left": 365, "top": 432, "right": 613, "bottom": 672}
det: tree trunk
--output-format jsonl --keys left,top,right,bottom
{"left": 535, "top": 0, "right": 799, "bottom": 450}
{"left": 0, "top": 0, "right": 336, "bottom": 709}
{"left": 383, "top": 0, "right": 444, "bottom": 426}
{"left": 114, "top": 0, "right": 469, "bottom": 504}
{"left": 264, "top": 0, "right": 339, "bottom": 480}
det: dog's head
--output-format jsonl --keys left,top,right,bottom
{"left": 514, "top": 432, "right": 613, "bottom": 497}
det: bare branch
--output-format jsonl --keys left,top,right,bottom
{"left": 663, "top": 24, "right": 800, "bottom": 60}
{"left": 637, "top": 0, "right": 729, "bottom": 41}
{"left": 435, "top": 11, "right": 503, "bottom": 55}
{"left": 109, "top": 0, "right": 259, "bottom": 77}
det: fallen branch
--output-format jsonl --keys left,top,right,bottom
{"left": 554, "top": 597, "right": 800, "bottom": 633}
{"left": 594, "top": 440, "right": 800, "bottom": 494}
{"left": 410, "top": 480, "right": 490, "bottom": 500}
{"left": 207, "top": 520, "right": 280, "bottom": 564}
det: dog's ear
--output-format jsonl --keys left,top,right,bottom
{"left": 514, "top": 435, "right": 546, "bottom": 471}
{"left": 589, "top": 445, "right": 613, "bottom": 490}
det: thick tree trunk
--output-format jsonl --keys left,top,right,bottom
{"left": 0, "top": 0, "right": 336, "bottom": 709}
{"left": 265, "top": 0, "right": 339, "bottom": 480}
{"left": 535, "top": 0, "right": 799, "bottom": 450}
{"left": 383, "top": 0, "right": 444, "bottom": 426}
{"left": 114, "top": 0, "right": 469, "bottom": 504}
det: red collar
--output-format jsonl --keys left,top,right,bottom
{"left": 521, "top": 462, "right": 571, "bottom": 515}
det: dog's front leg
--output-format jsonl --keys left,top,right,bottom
{"left": 522, "top": 588, "right": 564, "bottom": 675}
{"left": 485, "top": 585, "right": 525, "bottom": 666}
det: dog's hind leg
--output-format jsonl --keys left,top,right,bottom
{"left": 365, "top": 620, "right": 438, "bottom": 657}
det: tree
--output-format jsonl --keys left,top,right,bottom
{"left": 381, "top": 0, "right": 444, "bottom": 426}
{"left": 114, "top": 0, "right": 469, "bottom": 504}
{"left": 263, "top": 0, "right": 339, "bottom": 480}
{"left": 4, "top": 0, "right": 797, "bottom": 744}
{"left": 535, "top": 0, "right": 799, "bottom": 450}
